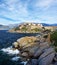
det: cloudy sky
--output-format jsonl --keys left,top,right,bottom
{"left": 0, "top": 0, "right": 57, "bottom": 25}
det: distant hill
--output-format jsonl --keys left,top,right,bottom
{"left": 0, "top": 23, "right": 20, "bottom": 30}
{"left": 0, "top": 24, "right": 10, "bottom": 30}
{"left": 51, "top": 24, "right": 57, "bottom": 26}
{"left": 0, "top": 23, "right": 57, "bottom": 30}
{"left": 8, "top": 24, "right": 19, "bottom": 28}
{"left": 41, "top": 23, "right": 57, "bottom": 26}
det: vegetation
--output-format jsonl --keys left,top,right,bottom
{"left": 51, "top": 31, "right": 57, "bottom": 46}
{"left": 33, "top": 28, "right": 41, "bottom": 32}
{"left": 55, "top": 47, "right": 57, "bottom": 52}
{"left": 21, "top": 26, "right": 27, "bottom": 32}
{"left": 15, "top": 27, "right": 19, "bottom": 31}
{"left": 43, "top": 35, "right": 48, "bottom": 38}
{"left": 31, "top": 28, "right": 41, "bottom": 33}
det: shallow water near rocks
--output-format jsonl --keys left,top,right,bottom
{"left": 0, "top": 30, "right": 39, "bottom": 65}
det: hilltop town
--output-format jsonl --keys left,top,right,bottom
{"left": 9, "top": 23, "right": 57, "bottom": 33}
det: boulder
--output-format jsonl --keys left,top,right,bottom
{"left": 26, "top": 59, "right": 38, "bottom": 65}
{"left": 17, "top": 36, "right": 38, "bottom": 47}
{"left": 12, "top": 42, "right": 19, "bottom": 49}
{"left": 34, "top": 42, "right": 49, "bottom": 57}
{"left": 54, "top": 62, "right": 57, "bottom": 65}
{"left": 15, "top": 37, "right": 49, "bottom": 56}
{"left": 49, "top": 63, "right": 54, "bottom": 65}
{"left": 40, "top": 38, "right": 46, "bottom": 43}
{"left": 31, "top": 59, "right": 38, "bottom": 65}
{"left": 34, "top": 48, "right": 43, "bottom": 57}
{"left": 12, "top": 36, "right": 40, "bottom": 58}
{"left": 38, "top": 48, "right": 55, "bottom": 65}
{"left": 39, "top": 42, "right": 49, "bottom": 49}
{"left": 54, "top": 53, "right": 57, "bottom": 62}
{"left": 22, "top": 43, "right": 39, "bottom": 57}
{"left": 21, "top": 52, "right": 29, "bottom": 57}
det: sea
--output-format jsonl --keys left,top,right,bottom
{"left": 0, "top": 30, "right": 38, "bottom": 65}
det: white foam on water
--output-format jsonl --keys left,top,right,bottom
{"left": 21, "top": 61, "right": 27, "bottom": 65}
{"left": 1, "top": 46, "right": 20, "bottom": 55}
{"left": 1, "top": 46, "right": 28, "bottom": 65}
{"left": 11, "top": 56, "right": 20, "bottom": 61}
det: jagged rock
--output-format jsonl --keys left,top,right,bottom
{"left": 17, "top": 36, "right": 38, "bottom": 47}
{"left": 12, "top": 42, "right": 19, "bottom": 49}
{"left": 16, "top": 36, "right": 40, "bottom": 56}
{"left": 38, "top": 48, "right": 55, "bottom": 65}
{"left": 26, "top": 60, "right": 32, "bottom": 65}
{"left": 39, "top": 42, "right": 49, "bottom": 49}
{"left": 54, "top": 62, "right": 57, "bottom": 65}
{"left": 16, "top": 37, "right": 50, "bottom": 58}
{"left": 49, "top": 64, "right": 54, "bottom": 65}
{"left": 11, "top": 35, "right": 56, "bottom": 65}
{"left": 21, "top": 52, "right": 29, "bottom": 57}
{"left": 34, "top": 42, "right": 50, "bottom": 57}
{"left": 31, "top": 59, "right": 38, "bottom": 65}
{"left": 34, "top": 48, "right": 43, "bottom": 57}
{"left": 40, "top": 38, "right": 46, "bottom": 43}
{"left": 54, "top": 53, "right": 57, "bottom": 62}
{"left": 38, "top": 53, "right": 54, "bottom": 65}
{"left": 20, "top": 57, "right": 28, "bottom": 61}
{"left": 26, "top": 59, "right": 38, "bottom": 65}
{"left": 22, "top": 43, "right": 39, "bottom": 55}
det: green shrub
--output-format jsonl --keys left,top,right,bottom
{"left": 55, "top": 47, "right": 57, "bottom": 52}
{"left": 15, "top": 27, "right": 19, "bottom": 31}
{"left": 21, "top": 26, "right": 27, "bottom": 32}
{"left": 32, "top": 28, "right": 41, "bottom": 32}
{"left": 43, "top": 35, "right": 48, "bottom": 38}
{"left": 51, "top": 31, "right": 57, "bottom": 46}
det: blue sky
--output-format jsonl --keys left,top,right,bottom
{"left": 0, "top": 0, "right": 57, "bottom": 25}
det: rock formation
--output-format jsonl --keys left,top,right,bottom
{"left": 12, "top": 35, "right": 56, "bottom": 65}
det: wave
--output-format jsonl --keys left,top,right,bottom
{"left": 1, "top": 46, "right": 20, "bottom": 55}
{"left": 11, "top": 56, "right": 20, "bottom": 61}
{"left": 1, "top": 46, "right": 28, "bottom": 65}
{"left": 21, "top": 61, "right": 28, "bottom": 65}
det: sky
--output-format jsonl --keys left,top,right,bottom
{"left": 0, "top": 0, "right": 57, "bottom": 25}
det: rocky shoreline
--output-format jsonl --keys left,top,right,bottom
{"left": 10, "top": 34, "right": 57, "bottom": 65}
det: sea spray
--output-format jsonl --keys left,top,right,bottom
{"left": 11, "top": 56, "right": 20, "bottom": 61}
{"left": 1, "top": 46, "right": 20, "bottom": 55}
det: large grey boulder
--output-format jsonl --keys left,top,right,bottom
{"left": 38, "top": 48, "right": 55, "bottom": 65}
{"left": 34, "top": 48, "right": 43, "bottom": 57}
{"left": 54, "top": 62, "right": 57, "bottom": 65}
{"left": 54, "top": 53, "right": 57, "bottom": 62}
{"left": 39, "top": 42, "right": 49, "bottom": 49}
{"left": 34, "top": 42, "right": 49, "bottom": 57}
{"left": 49, "top": 63, "right": 54, "bottom": 65}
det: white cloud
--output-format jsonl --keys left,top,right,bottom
{"left": 0, "top": 0, "right": 30, "bottom": 23}
{"left": 35, "top": 0, "right": 55, "bottom": 9}
{"left": 0, "top": 0, "right": 29, "bottom": 16}
{"left": 0, "top": 0, "right": 57, "bottom": 24}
